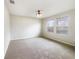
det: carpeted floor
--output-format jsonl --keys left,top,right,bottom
{"left": 5, "top": 37, "right": 75, "bottom": 59}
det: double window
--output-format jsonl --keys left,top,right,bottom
{"left": 47, "top": 16, "right": 69, "bottom": 35}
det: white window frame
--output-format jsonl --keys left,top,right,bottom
{"left": 47, "top": 16, "right": 69, "bottom": 35}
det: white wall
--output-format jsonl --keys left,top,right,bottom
{"left": 42, "top": 10, "right": 75, "bottom": 46}
{"left": 4, "top": 5, "right": 11, "bottom": 54}
{"left": 11, "top": 16, "right": 41, "bottom": 40}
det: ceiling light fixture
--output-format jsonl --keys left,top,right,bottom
{"left": 36, "top": 10, "right": 42, "bottom": 18}
{"left": 10, "top": 0, "right": 15, "bottom": 4}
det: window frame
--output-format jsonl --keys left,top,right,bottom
{"left": 47, "top": 16, "right": 69, "bottom": 35}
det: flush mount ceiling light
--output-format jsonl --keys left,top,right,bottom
{"left": 36, "top": 10, "right": 42, "bottom": 18}
{"left": 10, "top": 0, "right": 15, "bottom": 4}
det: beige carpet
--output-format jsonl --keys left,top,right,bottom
{"left": 5, "top": 37, "right": 75, "bottom": 59}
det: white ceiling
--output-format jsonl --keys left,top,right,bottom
{"left": 5, "top": 0, "right": 75, "bottom": 18}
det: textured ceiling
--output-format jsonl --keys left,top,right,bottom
{"left": 5, "top": 0, "right": 75, "bottom": 18}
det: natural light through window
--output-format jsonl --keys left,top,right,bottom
{"left": 47, "top": 20, "right": 55, "bottom": 32}
{"left": 47, "top": 16, "right": 69, "bottom": 35}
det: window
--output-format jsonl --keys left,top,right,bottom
{"left": 47, "top": 20, "right": 55, "bottom": 32}
{"left": 57, "top": 16, "right": 68, "bottom": 26}
{"left": 47, "top": 16, "right": 69, "bottom": 35}
{"left": 56, "top": 16, "right": 69, "bottom": 34}
{"left": 56, "top": 27, "right": 68, "bottom": 34}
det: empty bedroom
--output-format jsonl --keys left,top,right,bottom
{"left": 4, "top": 0, "right": 75, "bottom": 59}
